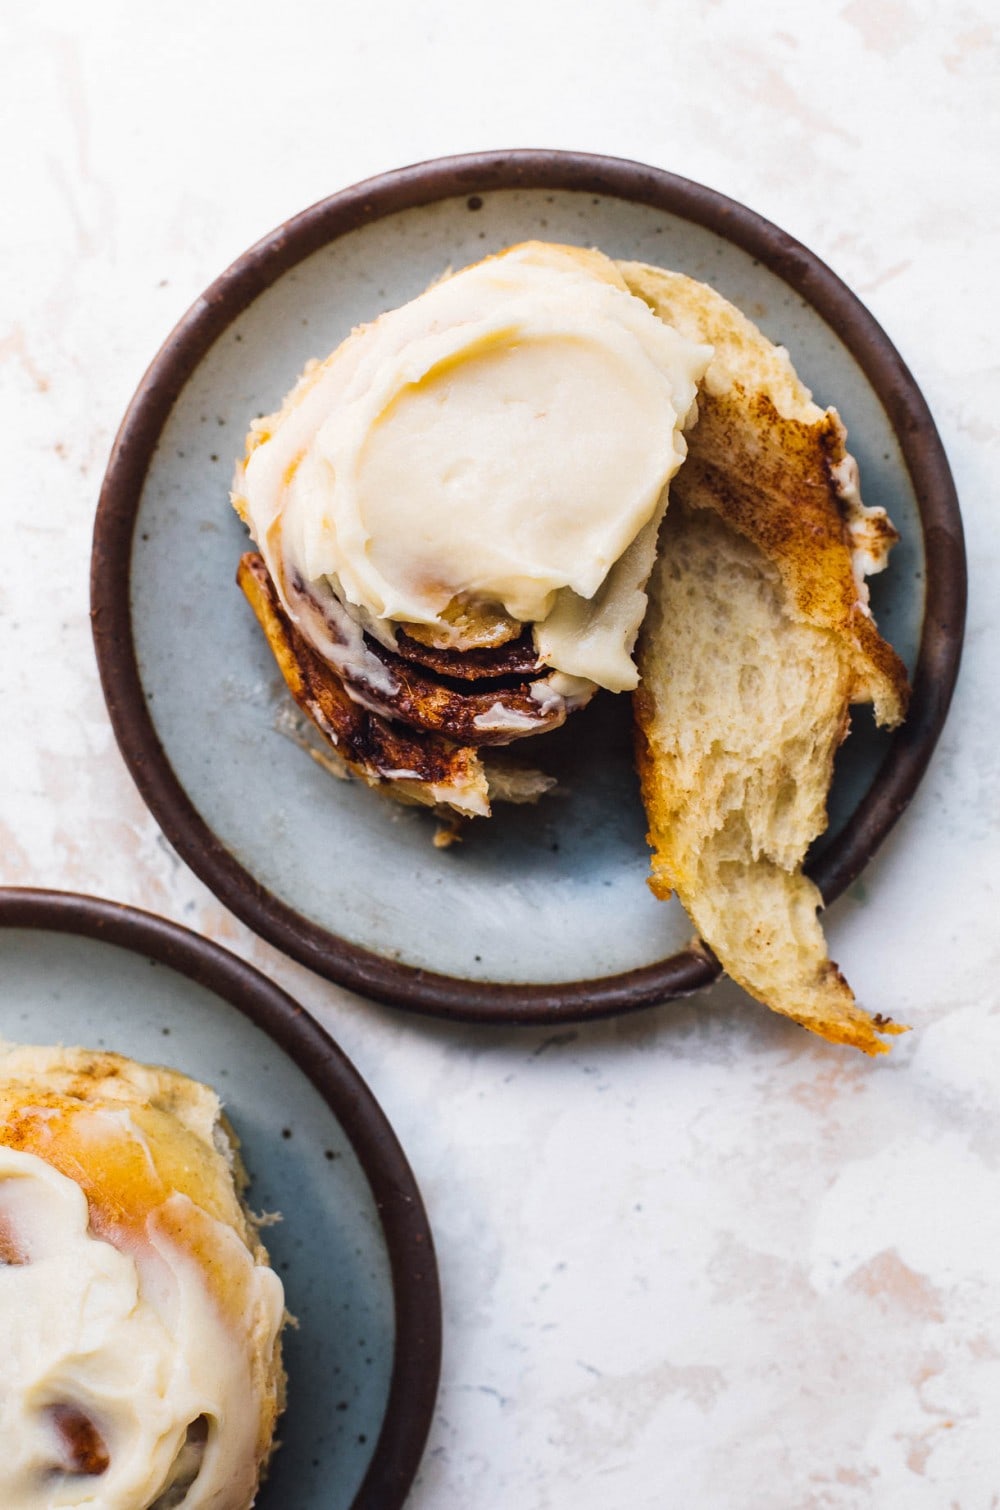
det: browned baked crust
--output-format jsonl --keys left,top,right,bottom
{"left": 238, "top": 552, "right": 492, "bottom": 814}
{"left": 619, "top": 259, "right": 909, "bottom": 729}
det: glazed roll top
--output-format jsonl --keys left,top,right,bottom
{"left": 233, "top": 241, "right": 712, "bottom": 696}
{"left": 0, "top": 1044, "right": 286, "bottom": 1510}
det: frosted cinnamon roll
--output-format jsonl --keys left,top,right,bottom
{"left": 0, "top": 1044, "right": 286, "bottom": 1509}
{"left": 232, "top": 241, "right": 711, "bottom": 817}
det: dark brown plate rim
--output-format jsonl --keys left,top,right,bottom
{"left": 91, "top": 148, "right": 966, "bottom": 1025}
{"left": 0, "top": 885, "right": 441, "bottom": 1510}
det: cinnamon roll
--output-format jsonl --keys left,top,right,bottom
{"left": 232, "top": 241, "right": 711, "bottom": 817}
{"left": 0, "top": 1044, "right": 286, "bottom": 1509}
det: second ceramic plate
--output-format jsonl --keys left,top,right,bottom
{"left": 92, "top": 151, "right": 964, "bottom": 1022}
{"left": 0, "top": 889, "right": 440, "bottom": 1509}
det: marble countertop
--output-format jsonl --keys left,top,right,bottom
{"left": 3, "top": 2, "right": 999, "bottom": 1505}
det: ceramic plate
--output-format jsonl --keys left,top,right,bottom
{"left": 0, "top": 888, "right": 440, "bottom": 1510}
{"left": 91, "top": 151, "right": 965, "bottom": 1022}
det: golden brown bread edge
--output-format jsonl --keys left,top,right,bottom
{"left": 619, "top": 260, "right": 908, "bottom": 726}
{"left": 621, "top": 260, "right": 910, "bottom": 1054}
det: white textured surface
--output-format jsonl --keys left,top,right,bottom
{"left": 2, "top": 2, "right": 998, "bottom": 1506}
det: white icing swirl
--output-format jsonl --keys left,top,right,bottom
{"left": 234, "top": 242, "right": 712, "bottom": 694}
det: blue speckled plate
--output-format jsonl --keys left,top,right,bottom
{"left": 92, "top": 151, "right": 964, "bottom": 1022}
{"left": 0, "top": 889, "right": 440, "bottom": 1510}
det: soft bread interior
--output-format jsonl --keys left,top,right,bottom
{"left": 623, "top": 261, "right": 910, "bottom": 1054}
{"left": 634, "top": 503, "right": 905, "bottom": 1054}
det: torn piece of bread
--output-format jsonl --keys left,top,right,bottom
{"left": 624, "top": 263, "right": 910, "bottom": 1054}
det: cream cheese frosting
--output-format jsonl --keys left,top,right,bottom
{"left": 234, "top": 242, "right": 712, "bottom": 695}
{"left": 0, "top": 1132, "right": 284, "bottom": 1509}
